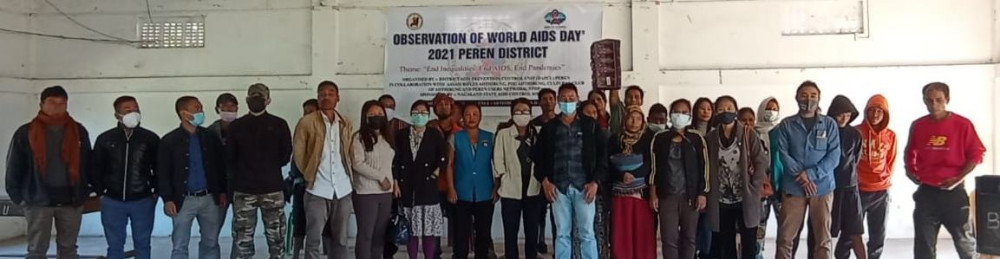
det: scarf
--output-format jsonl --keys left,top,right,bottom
{"left": 619, "top": 105, "right": 645, "bottom": 155}
{"left": 28, "top": 110, "right": 82, "bottom": 185}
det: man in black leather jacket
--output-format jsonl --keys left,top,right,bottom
{"left": 6, "top": 86, "right": 92, "bottom": 259}
{"left": 90, "top": 96, "right": 160, "bottom": 259}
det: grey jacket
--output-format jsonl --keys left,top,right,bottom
{"left": 705, "top": 122, "right": 769, "bottom": 231}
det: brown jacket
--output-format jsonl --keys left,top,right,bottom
{"left": 294, "top": 110, "right": 354, "bottom": 189}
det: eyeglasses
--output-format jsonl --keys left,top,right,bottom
{"left": 513, "top": 111, "right": 531, "bottom": 116}
{"left": 411, "top": 111, "right": 430, "bottom": 116}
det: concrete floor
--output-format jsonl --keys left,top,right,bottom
{"left": 0, "top": 236, "right": 977, "bottom": 258}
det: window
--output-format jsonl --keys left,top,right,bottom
{"left": 139, "top": 16, "right": 206, "bottom": 48}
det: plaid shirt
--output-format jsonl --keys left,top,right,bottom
{"left": 553, "top": 119, "right": 586, "bottom": 192}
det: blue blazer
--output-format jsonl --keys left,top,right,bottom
{"left": 453, "top": 129, "right": 495, "bottom": 202}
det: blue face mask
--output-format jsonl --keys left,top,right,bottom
{"left": 716, "top": 112, "right": 737, "bottom": 125}
{"left": 189, "top": 112, "right": 206, "bottom": 127}
{"left": 558, "top": 101, "right": 577, "bottom": 116}
{"left": 411, "top": 114, "right": 430, "bottom": 127}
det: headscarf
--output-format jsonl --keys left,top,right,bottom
{"left": 620, "top": 105, "right": 645, "bottom": 154}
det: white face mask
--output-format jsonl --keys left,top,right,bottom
{"left": 120, "top": 112, "right": 141, "bottom": 129}
{"left": 219, "top": 111, "right": 239, "bottom": 122}
{"left": 648, "top": 123, "right": 666, "bottom": 132}
{"left": 670, "top": 113, "right": 692, "bottom": 130}
{"left": 513, "top": 114, "right": 532, "bottom": 127}
{"left": 763, "top": 110, "right": 780, "bottom": 122}
{"left": 385, "top": 108, "right": 395, "bottom": 120}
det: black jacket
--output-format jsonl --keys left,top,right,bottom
{"left": 393, "top": 126, "right": 448, "bottom": 206}
{"left": 827, "top": 95, "right": 862, "bottom": 188}
{"left": 650, "top": 129, "right": 710, "bottom": 201}
{"left": 157, "top": 126, "right": 227, "bottom": 210}
{"left": 225, "top": 113, "right": 292, "bottom": 194}
{"left": 5, "top": 122, "right": 92, "bottom": 206}
{"left": 91, "top": 125, "right": 159, "bottom": 201}
{"left": 533, "top": 115, "right": 608, "bottom": 186}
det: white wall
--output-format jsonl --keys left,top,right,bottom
{"left": 0, "top": 0, "right": 34, "bottom": 241}
{"left": 0, "top": 81, "right": 35, "bottom": 241}
{"left": 1, "top": 0, "right": 996, "bottom": 240}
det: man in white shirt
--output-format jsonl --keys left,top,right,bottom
{"left": 293, "top": 81, "right": 355, "bottom": 259}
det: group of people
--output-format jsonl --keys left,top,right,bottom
{"left": 4, "top": 79, "right": 984, "bottom": 259}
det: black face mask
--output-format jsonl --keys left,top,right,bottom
{"left": 716, "top": 112, "right": 738, "bottom": 125}
{"left": 247, "top": 96, "right": 267, "bottom": 113}
{"left": 368, "top": 116, "right": 388, "bottom": 129}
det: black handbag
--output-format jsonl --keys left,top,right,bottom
{"left": 388, "top": 202, "right": 413, "bottom": 245}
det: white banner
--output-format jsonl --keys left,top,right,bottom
{"left": 385, "top": 5, "right": 603, "bottom": 108}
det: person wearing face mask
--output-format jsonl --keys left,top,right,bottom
{"left": 650, "top": 98, "right": 709, "bottom": 259}
{"left": 393, "top": 100, "right": 448, "bottom": 259}
{"left": 206, "top": 92, "right": 239, "bottom": 242}
{"left": 208, "top": 93, "right": 239, "bottom": 146}
{"left": 775, "top": 81, "right": 841, "bottom": 259}
{"left": 608, "top": 105, "right": 656, "bottom": 259}
{"left": 351, "top": 100, "right": 396, "bottom": 259}
{"left": 493, "top": 98, "right": 543, "bottom": 259}
{"left": 704, "top": 96, "right": 768, "bottom": 259}
{"left": 379, "top": 94, "right": 410, "bottom": 149}
{"left": 647, "top": 103, "right": 669, "bottom": 133}
{"left": 92, "top": 96, "right": 160, "bottom": 259}
{"left": 226, "top": 83, "right": 293, "bottom": 259}
{"left": 158, "top": 96, "right": 228, "bottom": 259}
{"left": 535, "top": 83, "right": 608, "bottom": 259}
{"left": 753, "top": 97, "right": 784, "bottom": 259}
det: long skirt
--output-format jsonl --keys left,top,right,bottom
{"left": 611, "top": 196, "right": 657, "bottom": 259}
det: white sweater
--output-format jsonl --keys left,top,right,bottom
{"left": 351, "top": 133, "right": 395, "bottom": 195}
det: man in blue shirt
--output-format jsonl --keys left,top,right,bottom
{"left": 774, "top": 81, "right": 842, "bottom": 259}
{"left": 446, "top": 103, "right": 496, "bottom": 259}
{"left": 534, "top": 83, "right": 608, "bottom": 259}
{"left": 158, "top": 96, "right": 228, "bottom": 259}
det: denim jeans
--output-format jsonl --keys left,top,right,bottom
{"left": 101, "top": 196, "right": 156, "bottom": 259}
{"left": 171, "top": 195, "right": 223, "bottom": 259}
{"left": 554, "top": 187, "right": 597, "bottom": 259}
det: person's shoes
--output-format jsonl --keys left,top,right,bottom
{"left": 488, "top": 245, "right": 499, "bottom": 259}
{"left": 538, "top": 243, "right": 548, "bottom": 254}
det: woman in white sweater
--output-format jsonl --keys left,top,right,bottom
{"left": 351, "top": 100, "right": 397, "bottom": 259}
{"left": 493, "top": 98, "right": 543, "bottom": 259}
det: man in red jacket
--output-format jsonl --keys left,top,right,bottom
{"left": 905, "top": 82, "right": 983, "bottom": 259}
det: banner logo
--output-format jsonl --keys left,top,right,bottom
{"left": 407, "top": 13, "right": 423, "bottom": 30}
{"left": 544, "top": 9, "right": 566, "bottom": 25}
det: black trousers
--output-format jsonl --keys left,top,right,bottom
{"left": 453, "top": 200, "right": 495, "bottom": 259}
{"left": 836, "top": 190, "right": 889, "bottom": 259}
{"left": 913, "top": 184, "right": 977, "bottom": 259}
{"left": 501, "top": 197, "right": 543, "bottom": 259}
{"left": 713, "top": 205, "right": 758, "bottom": 259}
